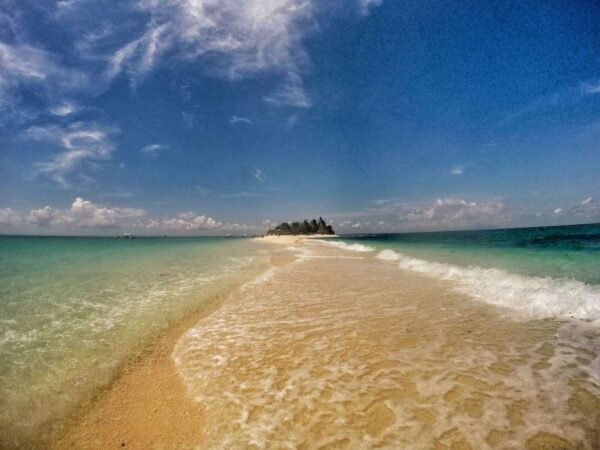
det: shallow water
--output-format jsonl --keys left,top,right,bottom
{"left": 0, "top": 236, "right": 267, "bottom": 447}
{"left": 320, "top": 224, "right": 600, "bottom": 324}
{"left": 174, "top": 241, "right": 600, "bottom": 449}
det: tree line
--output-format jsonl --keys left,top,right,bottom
{"left": 267, "top": 217, "right": 335, "bottom": 235}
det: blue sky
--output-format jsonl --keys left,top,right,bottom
{"left": 0, "top": 0, "right": 599, "bottom": 235}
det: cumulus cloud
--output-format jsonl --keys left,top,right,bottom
{"left": 569, "top": 196, "right": 599, "bottom": 220}
{"left": 331, "top": 197, "right": 508, "bottom": 232}
{"left": 140, "top": 143, "right": 169, "bottom": 155}
{"left": 28, "top": 197, "right": 144, "bottom": 228}
{"left": 0, "top": 198, "right": 264, "bottom": 234}
{"left": 135, "top": 211, "right": 265, "bottom": 233}
{"left": 27, "top": 122, "right": 118, "bottom": 187}
{"left": 398, "top": 198, "right": 506, "bottom": 229}
{"left": 143, "top": 212, "right": 223, "bottom": 230}
{"left": 0, "top": 208, "right": 22, "bottom": 225}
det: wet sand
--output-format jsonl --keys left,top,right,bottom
{"left": 51, "top": 310, "right": 206, "bottom": 450}
{"left": 52, "top": 239, "right": 600, "bottom": 449}
{"left": 50, "top": 248, "right": 295, "bottom": 449}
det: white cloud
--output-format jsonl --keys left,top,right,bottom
{"left": 0, "top": 41, "right": 88, "bottom": 124}
{"left": 229, "top": 115, "right": 252, "bottom": 124}
{"left": 450, "top": 165, "right": 465, "bottom": 176}
{"left": 141, "top": 143, "right": 169, "bottom": 155}
{"left": 357, "top": 0, "right": 382, "bottom": 15}
{"left": 262, "top": 72, "right": 312, "bottom": 108}
{"left": 64, "top": 0, "right": 382, "bottom": 108}
{"left": 50, "top": 101, "right": 80, "bottom": 116}
{"left": 253, "top": 168, "right": 266, "bottom": 182}
{"left": 28, "top": 197, "right": 144, "bottom": 228}
{"left": 0, "top": 208, "right": 22, "bottom": 226}
{"left": 399, "top": 198, "right": 506, "bottom": 229}
{"left": 331, "top": 197, "right": 508, "bottom": 232}
{"left": 160, "top": 212, "right": 223, "bottom": 230}
{"left": 581, "top": 81, "right": 600, "bottom": 95}
{"left": 28, "top": 122, "right": 118, "bottom": 187}
{"left": 97, "top": 0, "right": 318, "bottom": 105}
{"left": 137, "top": 211, "right": 254, "bottom": 232}
{"left": 569, "top": 197, "right": 599, "bottom": 220}
{"left": 554, "top": 208, "right": 562, "bottom": 214}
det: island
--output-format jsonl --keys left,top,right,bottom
{"left": 267, "top": 217, "right": 335, "bottom": 235}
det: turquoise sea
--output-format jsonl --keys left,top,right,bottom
{"left": 1, "top": 224, "right": 599, "bottom": 446}
{"left": 327, "top": 223, "right": 600, "bottom": 322}
{"left": 0, "top": 236, "right": 267, "bottom": 446}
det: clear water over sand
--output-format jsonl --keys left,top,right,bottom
{"left": 174, "top": 240, "right": 599, "bottom": 449}
{"left": 0, "top": 236, "right": 268, "bottom": 446}
{"left": 2, "top": 227, "right": 599, "bottom": 448}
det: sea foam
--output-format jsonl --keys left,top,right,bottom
{"left": 384, "top": 250, "right": 600, "bottom": 323}
{"left": 313, "top": 240, "right": 375, "bottom": 252}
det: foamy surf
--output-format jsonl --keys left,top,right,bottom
{"left": 382, "top": 249, "right": 600, "bottom": 324}
{"left": 172, "top": 244, "right": 600, "bottom": 449}
{"left": 313, "top": 239, "right": 376, "bottom": 252}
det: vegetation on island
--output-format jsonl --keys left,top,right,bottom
{"left": 267, "top": 217, "right": 335, "bottom": 235}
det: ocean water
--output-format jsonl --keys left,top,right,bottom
{"left": 0, "top": 236, "right": 267, "bottom": 446}
{"left": 174, "top": 238, "right": 600, "bottom": 449}
{"left": 3, "top": 225, "right": 600, "bottom": 448}
{"left": 321, "top": 223, "right": 600, "bottom": 323}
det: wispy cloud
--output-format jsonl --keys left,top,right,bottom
{"left": 59, "top": 0, "right": 382, "bottom": 109}
{"left": 262, "top": 72, "right": 312, "bottom": 108}
{"left": 195, "top": 185, "right": 211, "bottom": 195}
{"left": 27, "top": 122, "right": 118, "bottom": 187}
{"left": 253, "top": 168, "right": 266, "bottom": 182}
{"left": 450, "top": 164, "right": 466, "bottom": 176}
{"left": 140, "top": 143, "right": 169, "bottom": 155}
{"left": 50, "top": 101, "right": 80, "bottom": 117}
{"left": 181, "top": 111, "right": 195, "bottom": 129}
{"left": 580, "top": 81, "right": 600, "bottom": 95}
{"left": 0, "top": 40, "right": 88, "bottom": 125}
{"left": 218, "top": 191, "right": 261, "bottom": 199}
{"left": 229, "top": 115, "right": 252, "bottom": 125}
{"left": 357, "top": 0, "right": 383, "bottom": 15}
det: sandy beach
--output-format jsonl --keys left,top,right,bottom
{"left": 48, "top": 237, "right": 600, "bottom": 449}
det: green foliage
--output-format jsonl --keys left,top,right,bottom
{"left": 267, "top": 217, "right": 336, "bottom": 235}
